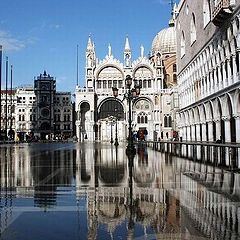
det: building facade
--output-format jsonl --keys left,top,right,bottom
{"left": 176, "top": 0, "right": 240, "bottom": 164}
{"left": 75, "top": 17, "right": 178, "bottom": 143}
{"left": 0, "top": 71, "right": 73, "bottom": 141}
{"left": 0, "top": 89, "right": 16, "bottom": 139}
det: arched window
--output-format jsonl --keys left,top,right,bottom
{"left": 137, "top": 112, "right": 148, "bottom": 124}
{"left": 203, "top": 0, "right": 211, "bottom": 27}
{"left": 168, "top": 116, "right": 172, "bottom": 127}
{"left": 137, "top": 116, "right": 141, "bottom": 123}
{"left": 190, "top": 13, "right": 196, "bottom": 44}
{"left": 164, "top": 116, "right": 168, "bottom": 127}
{"left": 143, "top": 80, "right": 147, "bottom": 88}
{"left": 173, "top": 74, "right": 177, "bottom": 83}
{"left": 164, "top": 115, "right": 172, "bottom": 127}
{"left": 145, "top": 116, "right": 148, "bottom": 123}
{"left": 148, "top": 80, "right": 152, "bottom": 88}
{"left": 181, "top": 31, "right": 185, "bottom": 57}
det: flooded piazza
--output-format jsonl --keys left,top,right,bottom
{"left": 0, "top": 142, "right": 239, "bottom": 240}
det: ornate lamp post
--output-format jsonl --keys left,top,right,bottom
{"left": 107, "top": 116, "right": 114, "bottom": 144}
{"left": 112, "top": 75, "right": 140, "bottom": 154}
{"left": 110, "top": 117, "right": 114, "bottom": 144}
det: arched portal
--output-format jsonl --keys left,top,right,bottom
{"left": 98, "top": 99, "right": 124, "bottom": 120}
{"left": 79, "top": 102, "right": 90, "bottom": 141}
{"left": 97, "top": 99, "right": 124, "bottom": 142}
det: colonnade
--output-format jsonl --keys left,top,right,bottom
{"left": 178, "top": 15, "right": 240, "bottom": 109}
{"left": 178, "top": 13, "right": 240, "bottom": 167}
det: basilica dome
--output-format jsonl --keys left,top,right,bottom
{"left": 151, "top": 20, "right": 176, "bottom": 55}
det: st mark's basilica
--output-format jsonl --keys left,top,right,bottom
{"left": 75, "top": 12, "right": 178, "bottom": 143}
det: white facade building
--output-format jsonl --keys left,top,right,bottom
{"left": 0, "top": 89, "right": 17, "bottom": 139}
{"left": 0, "top": 71, "right": 73, "bottom": 141}
{"left": 176, "top": 0, "right": 240, "bottom": 164}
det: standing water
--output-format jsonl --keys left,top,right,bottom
{"left": 0, "top": 142, "right": 239, "bottom": 240}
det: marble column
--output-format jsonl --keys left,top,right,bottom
{"left": 202, "top": 122, "right": 207, "bottom": 142}
{"left": 213, "top": 68, "right": 217, "bottom": 91}
{"left": 182, "top": 126, "right": 187, "bottom": 141}
{"left": 214, "top": 119, "right": 222, "bottom": 165}
{"left": 207, "top": 120, "right": 214, "bottom": 162}
{"left": 195, "top": 123, "right": 201, "bottom": 141}
{"left": 223, "top": 116, "right": 231, "bottom": 143}
{"left": 223, "top": 116, "right": 231, "bottom": 166}
{"left": 186, "top": 125, "right": 191, "bottom": 158}
{"left": 234, "top": 115, "right": 240, "bottom": 168}
{"left": 196, "top": 123, "right": 201, "bottom": 160}
{"left": 186, "top": 125, "right": 191, "bottom": 141}
{"left": 207, "top": 121, "right": 214, "bottom": 142}
{"left": 232, "top": 55, "right": 237, "bottom": 83}
{"left": 215, "top": 119, "right": 221, "bottom": 140}
{"left": 222, "top": 61, "right": 227, "bottom": 88}
{"left": 191, "top": 124, "right": 196, "bottom": 142}
{"left": 217, "top": 65, "right": 222, "bottom": 90}
{"left": 227, "top": 58, "right": 231, "bottom": 87}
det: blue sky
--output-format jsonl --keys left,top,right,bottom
{"left": 0, "top": 0, "right": 179, "bottom": 93}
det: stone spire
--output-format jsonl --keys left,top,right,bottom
{"left": 124, "top": 35, "right": 131, "bottom": 67}
{"left": 140, "top": 45, "right": 144, "bottom": 58}
{"left": 87, "top": 35, "right": 93, "bottom": 50}
{"left": 86, "top": 34, "right": 96, "bottom": 83}
{"left": 124, "top": 35, "right": 131, "bottom": 51}
{"left": 108, "top": 44, "right": 112, "bottom": 56}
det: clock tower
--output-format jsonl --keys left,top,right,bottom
{"left": 34, "top": 71, "right": 56, "bottom": 140}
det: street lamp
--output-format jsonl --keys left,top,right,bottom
{"left": 112, "top": 75, "right": 140, "bottom": 154}
{"left": 53, "top": 122, "right": 56, "bottom": 140}
{"left": 107, "top": 116, "right": 114, "bottom": 144}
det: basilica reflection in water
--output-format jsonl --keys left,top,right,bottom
{"left": 0, "top": 143, "right": 240, "bottom": 239}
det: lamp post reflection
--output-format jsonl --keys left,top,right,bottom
{"left": 128, "top": 153, "right": 134, "bottom": 231}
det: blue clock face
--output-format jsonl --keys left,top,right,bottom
{"left": 41, "top": 108, "right": 50, "bottom": 117}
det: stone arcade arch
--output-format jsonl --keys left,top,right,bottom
{"left": 97, "top": 98, "right": 125, "bottom": 142}
{"left": 133, "top": 97, "right": 154, "bottom": 140}
{"left": 205, "top": 101, "right": 216, "bottom": 142}
{"left": 78, "top": 102, "right": 90, "bottom": 141}
{"left": 222, "top": 94, "right": 236, "bottom": 143}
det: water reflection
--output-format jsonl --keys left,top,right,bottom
{"left": 0, "top": 142, "right": 239, "bottom": 239}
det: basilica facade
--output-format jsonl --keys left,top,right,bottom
{"left": 75, "top": 19, "right": 178, "bottom": 143}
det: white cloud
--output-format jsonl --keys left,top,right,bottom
{"left": 0, "top": 30, "right": 25, "bottom": 51}
{"left": 54, "top": 24, "right": 60, "bottom": 29}
{"left": 49, "top": 24, "right": 61, "bottom": 30}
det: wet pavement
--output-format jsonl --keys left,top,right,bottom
{"left": 0, "top": 142, "right": 239, "bottom": 240}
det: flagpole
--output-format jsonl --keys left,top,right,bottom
{"left": 76, "top": 44, "right": 79, "bottom": 86}
{"left": 10, "top": 65, "right": 13, "bottom": 136}
{"left": 5, "top": 56, "right": 8, "bottom": 140}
